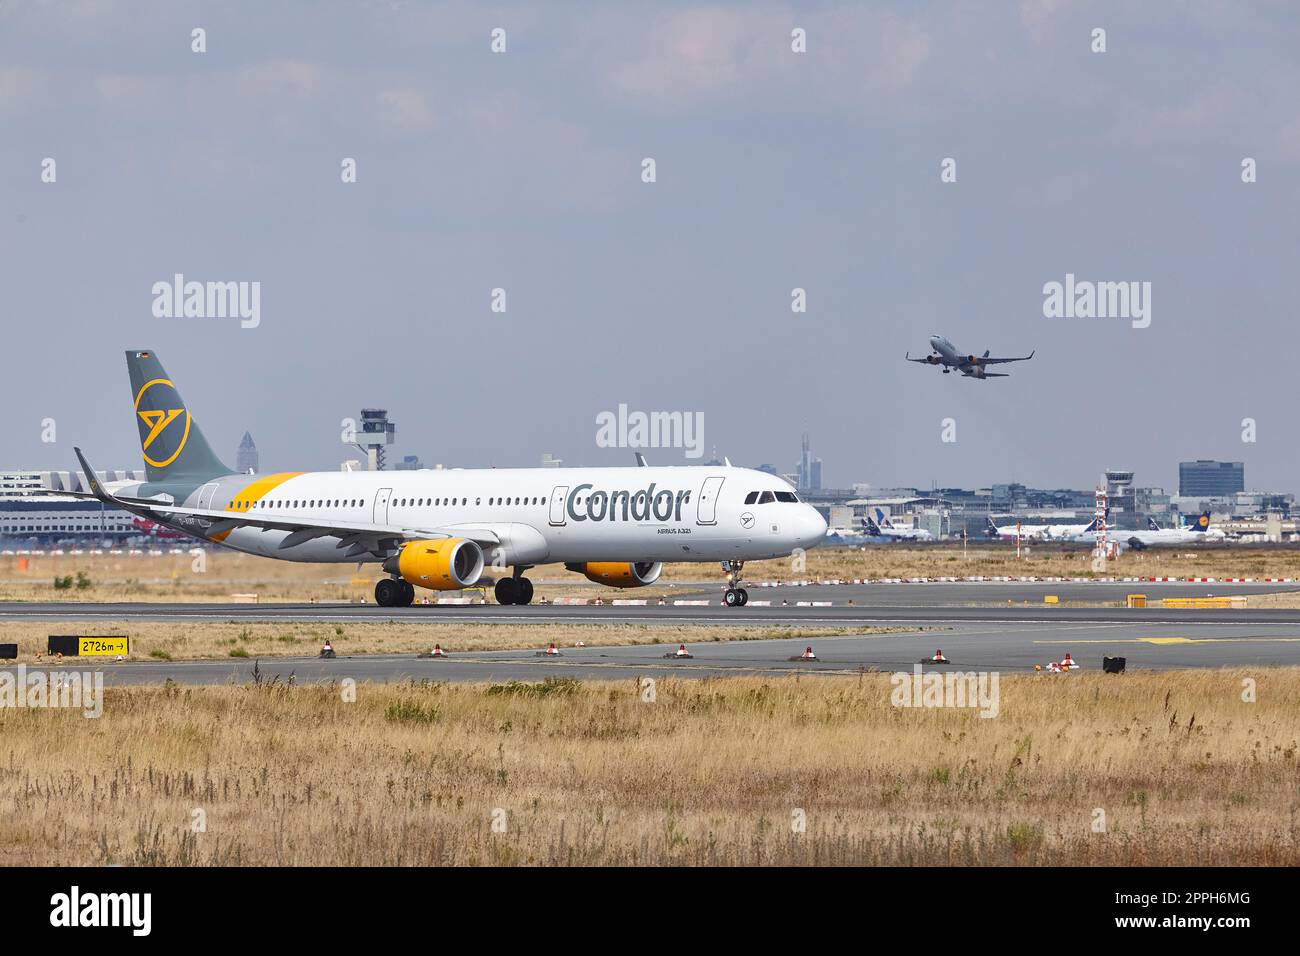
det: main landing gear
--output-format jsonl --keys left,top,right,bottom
{"left": 494, "top": 568, "right": 534, "bottom": 606}
{"left": 722, "top": 559, "right": 749, "bottom": 607}
{"left": 375, "top": 577, "right": 415, "bottom": 608}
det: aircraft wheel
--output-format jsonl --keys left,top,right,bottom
{"left": 723, "top": 588, "right": 740, "bottom": 607}
{"left": 517, "top": 578, "right": 534, "bottom": 605}
{"left": 398, "top": 581, "right": 415, "bottom": 607}
{"left": 736, "top": 587, "right": 749, "bottom": 606}
{"left": 495, "top": 577, "right": 519, "bottom": 605}
{"left": 375, "top": 578, "right": 401, "bottom": 608}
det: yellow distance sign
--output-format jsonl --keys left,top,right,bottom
{"left": 78, "top": 636, "right": 130, "bottom": 657}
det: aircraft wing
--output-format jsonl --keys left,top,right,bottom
{"left": 980, "top": 350, "right": 1035, "bottom": 365}
{"left": 904, "top": 352, "right": 936, "bottom": 363}
{"left": 26, "top": 487, "right": 180, "bottom": 507}
{"left": 68, "top": 447, "right": 500, "bottom": 555}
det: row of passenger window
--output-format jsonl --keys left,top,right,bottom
{"left": 229, "top": 495, "right": 550, "bottom": 511}
{"left": 743, "top": 490, "right": 800, "bottom": 505}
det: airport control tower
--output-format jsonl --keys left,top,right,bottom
{"left": 1106, "top": 469, "right": 1136, "bottom": 529}
{"left": 358, "top": 408, "right": 396, "bottom": 471}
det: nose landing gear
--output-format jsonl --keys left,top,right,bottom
{"left": 722, "top": 560, "right": 748, "bottom": 607}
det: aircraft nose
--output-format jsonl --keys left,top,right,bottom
{"left": 798, "top": 506, "right": 828, "bottom": 548}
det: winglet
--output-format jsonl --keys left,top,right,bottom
{"left": 73, "top": 447, "right": 115, "bottom": 504}
{"left": 1029, "top": 350, "right": 1035, "bottom": 359}
{"left": 634, "top": 452, "right": 648, "bottom": 467}
{"left": 905, "top": 351, "right": 911, "bottom": 360}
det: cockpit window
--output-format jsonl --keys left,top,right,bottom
{"left": 758, "top": 491, "right": 775, "bottom": 504}
{"left": 744, "top": 491, "right": 759, "bottom": 505}
{"left": 775, "top": 491, "right": 798, "bottom": 503}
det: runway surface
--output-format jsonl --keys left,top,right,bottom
{"left": 26, "top": 621, "right": 1300, "bottom": 685}
{"left": 8, "top": 581, "right": 1300, "bottom": 683}
{"left": 3, "top": 582, "right": 1298, "bottom": 625}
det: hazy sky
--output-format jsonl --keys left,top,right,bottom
{"left": 3, "top": 1, "right": 1298, "bottom": 492}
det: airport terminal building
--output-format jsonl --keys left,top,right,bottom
{"left": 0, "top": 469, "right": 143, "bottom": 542}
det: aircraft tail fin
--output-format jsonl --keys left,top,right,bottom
{"left": 874, "top": 507, "right": 896, "bottom": 529}
{"left": 862, "top": 515, "right": 882, "bottom": 536}
{"left": 1190, "top": 510, "right": 1212, "bottom": 533}
{"left": 126, "top": 350, "right": 232, "bottom": 484}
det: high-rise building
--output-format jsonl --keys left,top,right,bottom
{"left": 236, "top": 432, "right": 258, "bottom": 474}
{"left": 796, "top": 432, "right": 824, "bottom": 491}
{"left": 1179, "top": 460, "right": 1244, "bottom": 497}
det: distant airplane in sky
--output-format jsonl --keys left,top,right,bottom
{"left": 906, "top": 334, "right": 1035, "bottom": 379}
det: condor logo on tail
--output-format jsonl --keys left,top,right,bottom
{"left": 134, "top": 377, "right": 191, "bottom": 468}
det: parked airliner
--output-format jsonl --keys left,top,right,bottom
{"left": 863, "top": 508, "right": 934, "bottom": 542}
{"left": 53, "top": 352, "right": 827, "bottom": 608}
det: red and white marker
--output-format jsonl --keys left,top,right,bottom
{"left": 931, "top": 649, "right": 949, "bottom": 663}
{"left": 1061, "top": 653, "right": 1078, "bottom": 670}
{"left": 545, "top": 642, "right": 560, "bottom": 656}
{"left": 431, "top": 644, "right": 446, "bottom": 657}
{"left": 675, "top": 644, "right": 690, "bottom": 657}
{"left": 801, "top": 646, "right": 817, "bottom": 660}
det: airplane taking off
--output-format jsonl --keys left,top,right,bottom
{"left": 864, "top": 508, "right": 934, "bottom": 542}
{"left": 906, "top": 335, "right": 1034, "bottom": 379}
{"left": 49, "top": 351, "right": 827, "bottom": 608}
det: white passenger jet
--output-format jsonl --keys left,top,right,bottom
{"left": 49, "top": 352, "right": 827, "bottom": 608}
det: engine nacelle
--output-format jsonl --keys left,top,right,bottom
{"left": 926, "top": 354, "right": 940, "bottom": 364}
{"left": 566, "top": 561, "right": 663, "bottom": 588}
{"left": 383, "top": 538, "right": 484, "bottom": 590}
{"left": 967, "top": 354, "right": 979, "bottom": 365}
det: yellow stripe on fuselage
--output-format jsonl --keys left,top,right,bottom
{"left": 211, "top": 472, "right": 303, "bottom": 542}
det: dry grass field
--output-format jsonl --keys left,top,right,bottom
{"left": 4, "top": 545, "right": 1300, "bottom": 604}
{"left": 1, "top": 669, "right": 1296, "bottom": 866}
{"left": 0, "top": 620, "right": 887, "bottom": 661}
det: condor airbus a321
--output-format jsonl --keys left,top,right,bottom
{"left": 55, "top": 352, "right": 827, "bottom": 608}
